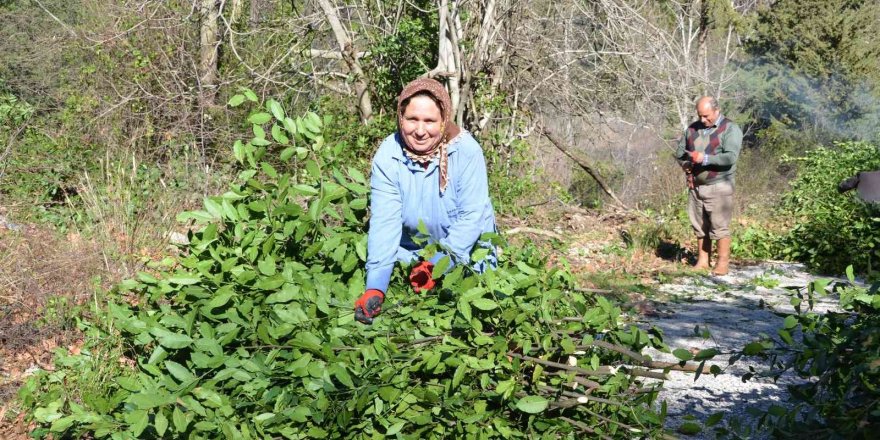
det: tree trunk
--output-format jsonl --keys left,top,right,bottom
{"left": 316, "top": 0, "right": 374, "bottom": 123}
{"left": 230, "top": 0, "right": 243, "bottom": 25}
{"left": 199, "top": 0, "right": 220, "bottom": 107}
{"left": 697, "top": 0, "right": 711, "bottom": 94}
{"left": 426, "top": 0, "right": 461, "bottom": 121}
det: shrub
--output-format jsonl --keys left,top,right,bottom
{"left": 746, "top": 270, "right": 880, "bottom": 437}
{"left": 19, "top": 98, "right": 670, "bottom": 439}
{"left": 778, "top": 142, "right": 880, "bottom": 276}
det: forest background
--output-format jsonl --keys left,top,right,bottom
{"left": 3, "top": 0, "right": 880, "bottom": 275}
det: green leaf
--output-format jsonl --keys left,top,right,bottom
{"left": 331, "top": 364, "right": 355, "bottom": 388}
{"left": 168, "top": 275, "right": 201, "bottom": 285}
{"left": 417, "top": 219, "right": 429, "bottom": 235}
{"left": 267, "top": 99, "right": 285, "bottom": 121}
{"left": 348, "top": 167, "right": 366, "bottom": 184}
{"left": 705, "top": 412, "right": 724, "bottom": 427}
{"left": 248, "top": 112, "right": 272, "bottom": 125}
{"left": 516, "top": 261, "right": 538, "bottom": 275}
{"left": 350, "top": 198, "right": 367, "bottom": 210}
{"left": 207, "top": 290, "right": 234, "bottom": 309}
{"left": 778, "top": 329, "right": 794, "bottom": 345}
{"left": 283, "top": 117, "right": 297, "bottom": 136}
{"left": 228, "top": 94, "right": 245, "bottom": 107}
{"left": 177, "top": 210, "right": 214, "bottom": 223}
{"left": 49, "top": 415, "right": 76, "bottom": 433}
{"left": 471, "top": 298, "right": 498, "bottom": 311}
{"left": 743, "top": 342, "right": 765, "bottom": 356}
{"left": 243, "top": 89, "right": 258, "bottom": 102}
{"left": 128, "top": 409, "right": 149, "bottom": 436}
{"left": 204, "top": 197, "right": 223, "bottom": 218}
{"left": 253, "top": 124, "right": 266, "bottom": 140}
{"left": 128, "top": 393, "right": 174, "bottom": 410}
{"left": 306, "top": 160, "right": 321, "bottom": 179}
{"left": 165, "top": 361, "right": 197, "bottom": 384}
{"left": 193, "top": 387, "right": 224, "bottom": 407}
{"left": 432, "top": 256, "right": 451, "bottom": 278}
{"left": 515, "top": 396, "right": 548, "bottom": 414}
{"left": 271, "top": 124, "right": 289, "bottom": 144}
{"left": 152, "top": 329, "right": 194, "bottom": 349}
{"left": 783, "top": 315, "right": 798, "bottom": 329}
{"left": 678, "top": 422, "right": 701, "bottom": 435}
{"left": 173, "top": 406, "right": 190, "bottom": 432}
{"left": 458, "top": 300, "right": 472, "bottom": 322}
{"left": 33, "top": 402, "right": 62, "bottom": 423}
{"left": 471, "top": 247, "right": 490, "bottom": 263}
{"left": 672, "top": 348, "right": 694, "bottom": 361}
{"left": 254, "top": 412, "right": 275, "bottom": 423}
{"left": 154, "top": 410, "right": 169, "bottom": 436}
{"left": 292, "top": 184, "right": 319, "bottom": 196}
{"left": 280, "top": 147, "right": 296, "bottom": 162}
{"left": 452, "top": 364, "right": 467, "bottom": 389}
{"left": 386, "top": 422, "right": 405, "bottom": 435}
{"left": 694, "top": 348, "right": 718, "bottom": 361}
{"left": 258, "top": 255, "right": 277, "bottom": 276}
{"left": 303, "top": 112, "right": 322, "bottom": 133}
{"left": 266, "top": 285, "right": 299, "bottom": 303}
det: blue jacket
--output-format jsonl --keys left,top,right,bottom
{"left": 365, "top": 131, "right": 497, "bottom": 293}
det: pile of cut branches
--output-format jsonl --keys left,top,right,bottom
{"left": 19, "top": 97, "right": 698, "bottom": 439}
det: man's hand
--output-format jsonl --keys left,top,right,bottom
{"left": 688, "top": 150, "right": 705, "bottom": 164}
{"left": 838, "top": 174, "right": 860, "bottom": 193}
{"left": 354, "top": 289, "right": 384, "bottom": 325}
{"left": 409, "top": 261, "right": 436, "bottom": 293}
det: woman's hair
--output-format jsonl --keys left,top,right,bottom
{"left": 400, "top": 91, "right": 443, "bottom": 115}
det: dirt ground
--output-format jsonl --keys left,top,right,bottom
{"left": 0, "top": 217, "right": 120, "bottom": 437}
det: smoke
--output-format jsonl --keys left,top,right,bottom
{"left": 732, "top": 59, "right": 880, "bottom": 146}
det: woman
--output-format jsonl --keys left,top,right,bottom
{"left": 354, "top": 78, "right": 497, "bottom": 324}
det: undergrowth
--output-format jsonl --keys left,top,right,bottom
{"left": 18, "top": 95, "right": 675, "bottom": 439}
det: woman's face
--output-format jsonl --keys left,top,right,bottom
{"left": 401, "top": 95, "right": 443, "bottom": 153}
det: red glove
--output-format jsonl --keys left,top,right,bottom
{"left": 409, "top": 261, "right": 436, "bottom": 293}
{"left": 354, "top": 289, "right": 384, "bottom": 324}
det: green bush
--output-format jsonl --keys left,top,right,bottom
{"left": 746, "top": 271, "right": 880, "bottom": 437}
{"left": 19, "top": 99, "right": 670, "bottom": 439}
{"left": 778, "top": 142, "right": 880, "bottom": 276}
{"left": 731, "top": 226, "right": 784, "bottom": 261}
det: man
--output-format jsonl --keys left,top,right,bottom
{"left": 675, "top": 96, "right": 743, "bottom": 276}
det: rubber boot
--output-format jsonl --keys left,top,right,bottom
{"left": 712, "top": 237, "right": 731, "bottom": 276}
{"left": 694, "top": 237, "right": 711, "bottom": 269}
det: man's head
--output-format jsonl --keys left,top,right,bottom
{"left": 696, "top": 96, "right": 721, "bottom": 127}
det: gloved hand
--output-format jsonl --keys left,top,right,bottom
{"left": 688, "top": 150, "right": 705, "bottom": 164}
{"left": 838, "top": 174, "right": 860, "bottom": 193}
{"left": 354, "top": 289, "right": 384, "bottom": 325}
{"left": 409, "top": 260, "right": 436, "bottom": 293}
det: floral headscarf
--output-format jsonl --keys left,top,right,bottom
{"left": 397, "top": 78, "right": 461, "bottom": 193}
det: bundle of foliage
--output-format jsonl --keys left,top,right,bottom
{"left": 778, "top": 141, "right": 880, "bottom": 276}
{"left": 746, "top": 270, "right": 880, "bottom": 437}
{"left": 19, "top": 97, "right": 671, "bottom": 439}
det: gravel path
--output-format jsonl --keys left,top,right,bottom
{"left": 642, "top": 262, "right": 844, "bottom": 438}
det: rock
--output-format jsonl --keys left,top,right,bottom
{"left": 168, "top": 231, "right": 189, "bottom": 244}
{"left": 644, "top": 262, "right": 845, "bottom": 438}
